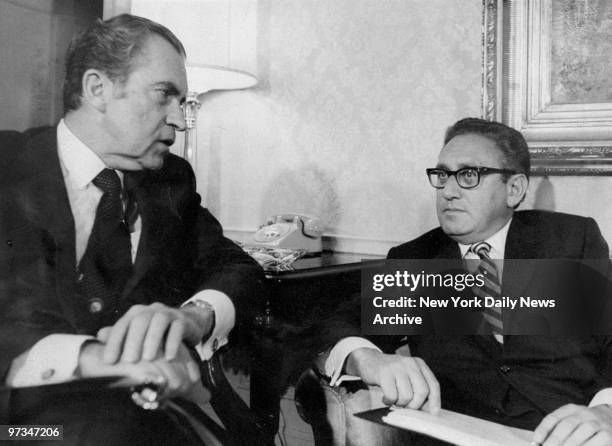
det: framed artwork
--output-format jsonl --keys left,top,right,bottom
{"left": 483, "top": 0, "right": 612, "bottom": 175}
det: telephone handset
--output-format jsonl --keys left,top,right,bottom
{"left": 252, "top": 213, "right": 324, "bottom": 253}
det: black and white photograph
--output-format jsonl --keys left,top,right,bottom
{"left": 2, "top": 0, "right": 612, "bottom": 445}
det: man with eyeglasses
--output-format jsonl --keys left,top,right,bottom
{"left": 302, "top": 118, "right": 612, "bottom": 445}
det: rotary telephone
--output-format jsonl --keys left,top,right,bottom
{"left": 252, "top": 213, "right": 324, "bottom": 253}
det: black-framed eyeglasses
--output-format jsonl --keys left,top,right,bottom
{"left": 426, "top": 166, "right": 516, "bottom": 189}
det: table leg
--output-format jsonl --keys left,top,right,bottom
{"left": 250, "top": 332, "right": 284, "bottom": 445}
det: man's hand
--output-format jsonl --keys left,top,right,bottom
{"left": 151, "top": 342, "right": 201, "bottom": 398}
{"left": 77, "top": 340, "right": 166, "bottom": 387}
{"left": 345, "top": 348, "right": 441, "bottom": 413}
{"left": 532, "top": 404, "right": 612, "bottom": 446}
{"left": 77, "top": 341, "right": 201, "bottom": 400}
{"left": 97, "top": 302, "right": 214, "bottom": 364}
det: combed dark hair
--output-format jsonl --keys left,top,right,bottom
{"left": 63, "top": 14, "right": 186, "bottom": 113}
{"left": 444, "top": 118, "right": 530, "bottom": 179}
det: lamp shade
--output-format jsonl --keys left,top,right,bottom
{"left": 187, "top": 64, "right": 258, "bottom": 96}
{"left": 126, "top": 0, "right": 258, "bottom": 87}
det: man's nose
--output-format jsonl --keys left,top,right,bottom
{"left": 440, "top": 175, "right": 462, "bottom": 199}
{"left": 166, "top": 99, "right": 186, "bottom": 131}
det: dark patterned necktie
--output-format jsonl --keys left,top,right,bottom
{"left": 470, "top": 241, "right": 503, "bottom": 340}
{"left": 77, "top": 169, "right": 133, "bottom": 307}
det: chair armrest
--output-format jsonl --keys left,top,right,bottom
{"left": 199, "top": 354, "right": 268, "bottom": 446}
{"left": 294, "top": 368, "right": 416, "bottom": 446}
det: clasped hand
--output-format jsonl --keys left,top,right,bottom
{"left": 78, "top": 302, "right": 214, "bottom": 400}
{"left": 100, "top": 301, "right": 212, "bottom": 363}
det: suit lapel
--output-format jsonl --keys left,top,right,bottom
{"left": 17, "top": 129, "right": 74, "bottom": 240}
{"left": 434, "top": 232, "right": 461, "bottom": 259}
{"left": 502, "top": 215, "right": 539, "bottom": 299}
{"left": 16, "top": 129, "right": 80, "bottom": 325}
{"left": 121, "top": 172, "right": 166, "bottom": 298}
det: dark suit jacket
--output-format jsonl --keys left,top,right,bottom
{"left": 0, "top": 127, "right": 265, "bottom": 428}
{"left": 312, "top": 210, "right": 612, "bottom": 430}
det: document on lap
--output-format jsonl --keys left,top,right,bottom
{"left": 356, "top": 407, "right": 533, "bottom": 446}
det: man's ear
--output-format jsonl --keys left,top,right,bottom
{"left": 506, "top": 173, "right": 529, "bottom": 208}
{"left": 81, "top": 69, "right": 113, "bottom": 112}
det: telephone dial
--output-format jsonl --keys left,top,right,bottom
{"left": 252, "top": 213, "right": 324, "bottom": 253}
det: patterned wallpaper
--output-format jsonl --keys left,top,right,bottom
{"left": 194, "top": 0, "right": 483, "bottom": 253}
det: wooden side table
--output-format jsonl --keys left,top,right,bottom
{"left": 250, "top": 252, "right": 383, "bottom": 444}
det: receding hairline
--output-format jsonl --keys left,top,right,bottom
{"left": 111, "top": 33, "right": 187, "bottom": 92}
{"left": 441, "top": 132, "right": 505, "bottom": 156}
{"left": 131, "top": 33, "right": 184, "bottom": 68}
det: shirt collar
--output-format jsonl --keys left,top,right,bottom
{"left": 57, "top": 119, "right": 107, "bottom": 190}
{"left": 458, "top": 217, "right": 512, "bottom": 259}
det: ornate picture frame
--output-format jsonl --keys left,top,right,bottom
{"left": 482, "top": 0, "right": 612, "bottom": 175}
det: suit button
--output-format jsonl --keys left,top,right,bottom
{"left": 494, "top": 409, "right": 501, "bottom": 416}
{"left": 88, "top": 298, "right": 104, "bottom": 314}
{"left": 499, "top": 364, "right": 511, "bottom": 373}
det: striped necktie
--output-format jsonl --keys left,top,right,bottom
{"left": 470, "top": 241, "right": 503, "bottom": 341}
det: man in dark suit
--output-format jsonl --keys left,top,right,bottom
{"left": 312, "top": 118, "right": 612, "bottom": 445}
{"left": 0, "top": 14, "right": 264, "bottom": 445}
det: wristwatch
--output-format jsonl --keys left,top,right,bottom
{"left": 183, "top": 299, "right": 216, "bottom": 344}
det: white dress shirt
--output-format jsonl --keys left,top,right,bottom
{"left": 6, "top": 120, "right": 235, "bottom": 387}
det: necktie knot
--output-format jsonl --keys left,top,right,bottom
{"left": 93, "top": 169, "right": 122, "bottom": 196}
{"left": 470, "top": 241, "right": 491, "bottom": 259}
